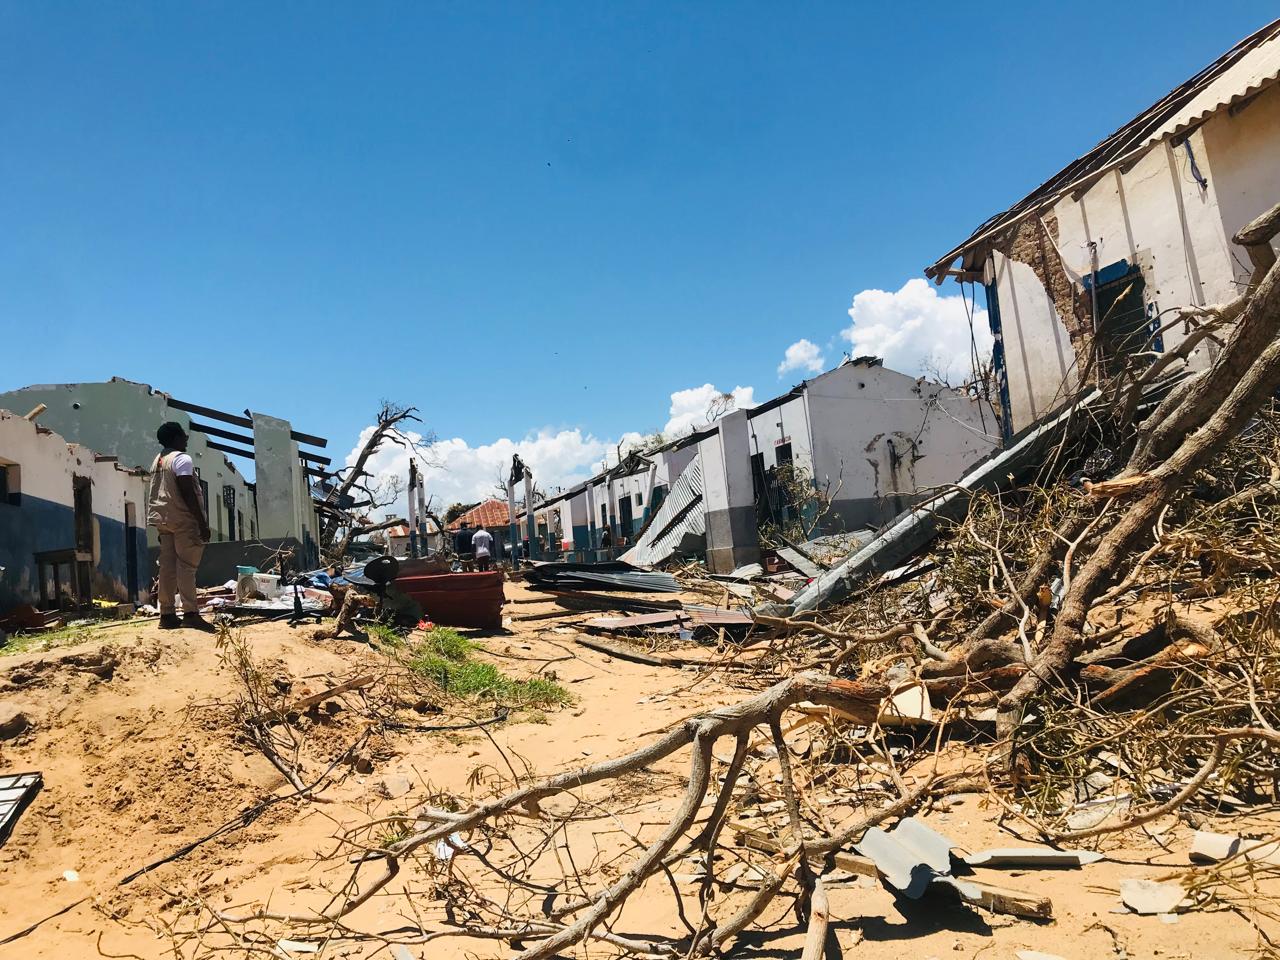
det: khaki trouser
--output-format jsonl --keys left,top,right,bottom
{"left": 155, "top": 522, "right": 205, "bottom": 615}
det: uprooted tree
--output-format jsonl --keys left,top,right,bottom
{"left": 171, "top": 202, "right": 1280, "bottom": 958}
{"left": 319, "top": 401, "right": 430, "bottom": 564}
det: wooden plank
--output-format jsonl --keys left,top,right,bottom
{"left": 944, "top": 877, "right": 1053, "bottom": 919}
{"left": 572, "top": 635, "right": 675, "bottom": 668}
{"left": 285, "top": 674, "right": 375, "bottom": 715}
{"left": 730, "top": 820, "right": 878, "bottom": 878}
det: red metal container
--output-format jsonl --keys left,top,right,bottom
{"left": 394, "top": 571, "right": 506, "bottom": 630}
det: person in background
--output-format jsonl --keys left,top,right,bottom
{"left": 454, "top": 520, "right": 475, "bottom": 571}
{"left": 147, "top": 422, "right": 216, "bottom": 632}
{"left": 471, "top": 523, "right": 494, "bottom": 572}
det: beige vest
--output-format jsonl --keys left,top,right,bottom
{"left": 147, "top": 451, "right": 204, "bottom": 529}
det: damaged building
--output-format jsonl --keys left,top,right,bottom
{"left": 519, "top": 358, "right": 997, "bottom": 573}
{"left": 0, "top": 378, "right": 330, "bottom": 584}
{"left": 0, "top": 409, "right": 149, "bottom": 611}
{"left": 927, "top": 18, "right": 1280, "bottom": 439}
{"left": 743, "top": 358, "right": 998, "bottom": 532}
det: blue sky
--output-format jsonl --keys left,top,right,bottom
{"left": 1, "top": 2, "right": 1273, "bottom": 504}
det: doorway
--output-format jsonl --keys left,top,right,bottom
{"left": 72, "top": 475, "right": 93, "bottom": 603}
{"left": 618, "top": 494, "right": 634, "bottom": 539}
{"left": 125, "top": 501, "right": 139, "bottom": 600}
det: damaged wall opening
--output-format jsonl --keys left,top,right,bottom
{"left": 1089, "top": 261, "right": 1156, "bottom": 379}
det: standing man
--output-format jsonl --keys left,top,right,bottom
{"left": 471, "top": 523, "right": 494, "bottom": 572}
{"left": 147, "top": 422, "right": 216, "bottom": 632}
{"left": 454, "top": 519, "right": 475, "bottom": 571}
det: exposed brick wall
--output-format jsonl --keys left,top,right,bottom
{"left": 1000, "top": 212, "right": 1095, "bottom": 379}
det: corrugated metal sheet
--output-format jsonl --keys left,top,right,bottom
{"left": 620, "top": 457, "right": 706, "bottom": 567}
{"left": 1149, "top": 27, "right": 1280, "bottom": 147}
{"left": 560, "top": 569, "right": 682, "bottom": 593}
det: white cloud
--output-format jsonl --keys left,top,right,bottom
{"left": 343, "top": 382, "right": 757, "bottom": 520}
{"left": 345, "top": 425, "right": 612, "bottom": 519}
{"left": 664, "top": 383, "right": 757, "bottom": 435}
{"left": 842, "top": 278, "right": 992, "bottom": 384}
{"left": 777, "top": 338, "right": 826, "bottom": 377}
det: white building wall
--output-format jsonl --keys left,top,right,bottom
{"left": 0, "top": 411, "right": 148, "bottom": 606}
{"left": 990, "top": 251, "right": 1080, "bottom": 429}
{"left": 803, "top": 363, "right": 998, "bottom": 529}
{"left": 0, "top": 381, "right": 254, "bottom": 547}
{"left": 747, "top": 394, "right": 815, "bottom": 475}
{"left": 984, "top": 83, "right": 1280, "bottom": 435}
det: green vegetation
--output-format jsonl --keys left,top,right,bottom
{"left": 365, "top": 621, "right": 406, "bottom": 648}
{"left": 378, "top": 821, "right": 413, "bottom": 849}
{"left": 407, "top": 627, "right": 570, "bottom": 708}
{"left": 1, "top": 623, "right": 99, "bottom": 657}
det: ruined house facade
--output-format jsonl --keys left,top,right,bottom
{"left": 927, "top": 19, "right": 1280, "bottom": 439}
{"left": 0, "top": 379, "right": 330, "bottom": 574}
{"left": 520, "top": 359, "right": 998, "bottom": 573}
{"left": 745, "top": 359, "right": 998, "bottom": 533}
{"left": 0, "top": 410, "right": 149, "bottom": 611}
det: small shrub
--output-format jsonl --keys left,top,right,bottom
{"left": 406, "top": 628, "right": 568, "bottom": 709}
{"left": 366, "top": 622, "right": 405, "bottom": 648}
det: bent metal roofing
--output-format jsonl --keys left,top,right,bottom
{"left": 926, "top": 17, "right": 1280, "bottom": 282}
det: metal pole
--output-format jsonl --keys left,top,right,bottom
{"left": 506, "top": 477, "right": 519, "bottom": 569}
{"left": 524, "top": 471, "right": 538, "bottom": 561}
{"left": 416, "top": 469, "right": 428, "bottom": 555}
{"left": 407, "top": 459, "right": 419, "bottom": 558}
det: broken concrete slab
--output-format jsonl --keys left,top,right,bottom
{"left": 964, "top": 847, "right": 1104, "bottom": 868}
{"left": 876, "top": 683, "right": 933, "bottom": 726}
{"left": 1119, "top": 878, "right": 1190, "bottom": 915}
{"left": 1064, "top": 793, "right": 1132, "bottom": 831}
{"left": 1190, "top": 830, "right": 1243, "bottom": 863}
{"left": 1189, "top": 830, "right": 1280, "bottom": 865}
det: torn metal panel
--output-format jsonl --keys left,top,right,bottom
{"left": 562, "top": 569, "right": 681, "bottom": 593}
{"left": 0, "top": 771, "right": 42, "bottom": 846}
{"left": 856, "top": 827, "right": 939, "bottom": 898}
{"left": 776, "top": 546, "right": 822, "bottom": 579}
{"left": 619, "top": 457, "right": 705, "bottom": 567}
{"left": 525, "top": 562, "right": 681, "bottom": 593}
{"left": 855, "top": 818, "right": 957, "bottom": 898}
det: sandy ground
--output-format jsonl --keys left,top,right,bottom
{"left": 0, "top": 581, "right": 1275, "bottom": 959}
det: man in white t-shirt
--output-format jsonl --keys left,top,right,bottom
{"left": 147, "top": 422, "right": 215, "bottom": 632}
{"left": 471, "top": 524, "right": 495, "bottom": 572}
